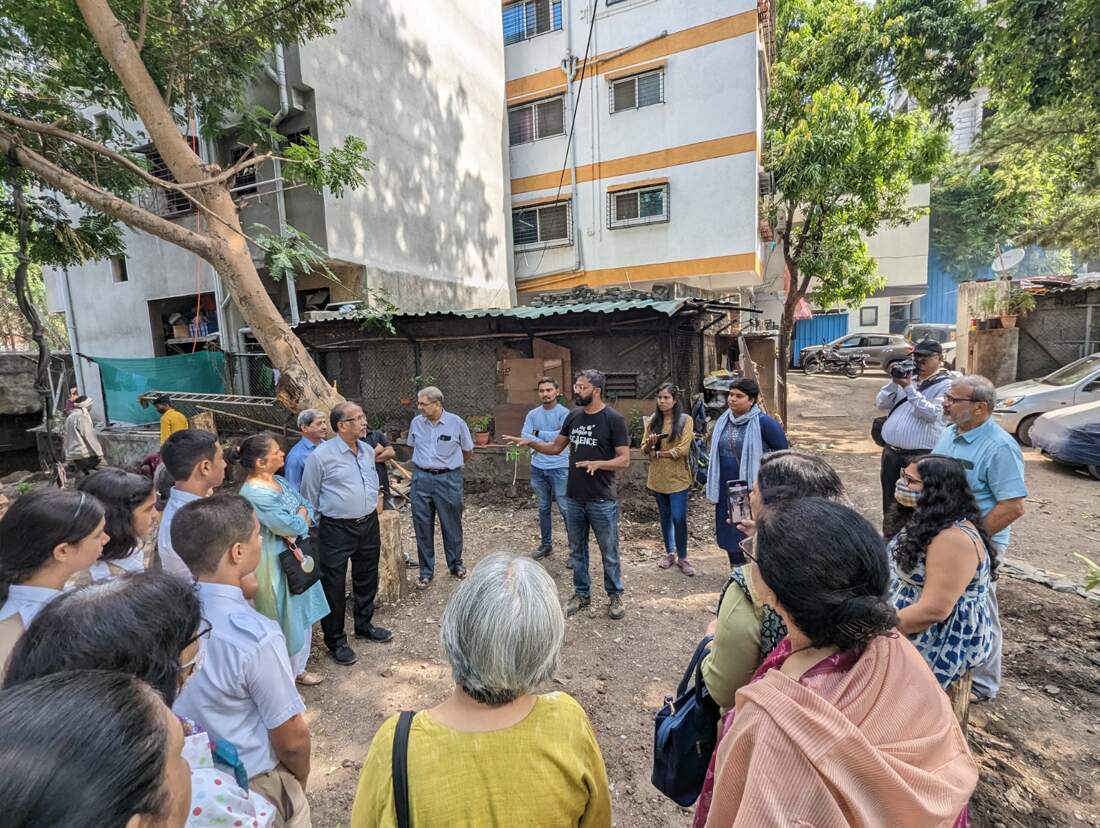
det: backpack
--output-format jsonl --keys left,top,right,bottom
{"left": 688, "top": 434, "right": 708, "bottom": 487}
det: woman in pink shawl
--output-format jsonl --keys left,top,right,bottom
{"left": 702, "top": 498, "right": 977, "bottom": 828}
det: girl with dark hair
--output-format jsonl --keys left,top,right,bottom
{"left": 0, "top": 489, "right": 107, "bottom": 675}
{"left": 3, "top": 572, "right": 277, "bottom": 827}
{"left": 888, "top": 455, "right": 994, "bottom": 693}
{"left": 73, "top": 468, "right": 157, "bottom": 584}
{"left": 642, "top": 384, "right": 696, "bottom": 575}
{"left": 704, "top": 377, "right": 788, "bottom": 566}
{"left": 232, "top": 432, "right": 329, "bottom": 687}
{"left": 0, "top": 670, "right": 191, "bottom": 828}
{"left": 700, "top": 499, "right": 977, "bottom": 828}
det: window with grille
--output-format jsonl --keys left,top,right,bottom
{"left": 508, "top": 96, "right": 565, "bottom": 145}
{"left": 607, "top": 184, "right": 669, "bottom": 229}
{"left": 512, "top": 201, "right": 572, "bottom": 249}
{"left": 503, "top": 0, "right": 563, "bottom": 46}
{"left": 229, "top": 145, "right": 258, "bottom": 196}
{"left": 610, "top": 69, "right": 664, "bottom": 114}
{"left": 140, "top": 147, "right": 192, "bottom": 217}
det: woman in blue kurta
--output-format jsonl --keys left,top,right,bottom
{"left": 233, "top": 432, "right": 330, "bottom": 687}
{"left": 705, "top": 378, "right": 788, "bottom": 566}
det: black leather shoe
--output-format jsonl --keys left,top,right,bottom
{"left": 532, "top": 545, "right": 552, "bottom": 560}
{"left": 451, "top": 566, "right": 468, "bottom": 580}
{"left": 329, "top": 644, "right": 358, "bottom": 666}
{"left": 356, "top": 626, "right": 394, "bottom": 643}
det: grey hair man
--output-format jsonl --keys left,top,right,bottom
{"left": 408, "top": 386, "right": 474, "bottom": 589}
{"left": 934, "top": 373, "right": 1027, "bottom": 701}
{"left": 283, "top": 408, "right": 329, "bottom": 491}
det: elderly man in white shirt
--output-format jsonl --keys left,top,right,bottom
{"left": 171, "top": 494, "right": 313, "bottom": 828}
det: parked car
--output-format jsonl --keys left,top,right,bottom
{"left": 903, "top": 322, "right": 957, "bottom": 369}
{"left": 1029, "top": 398, "right": 1100, "bottom": 481}
{"left": 994, "top": 352, "right": 1100, "bottom": 446}
{"left": 800, "top": 334, "right": 912, "bottom": 372}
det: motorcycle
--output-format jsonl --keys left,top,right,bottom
{"left": 802, "top": 346, "right": 866, "bottom": 378}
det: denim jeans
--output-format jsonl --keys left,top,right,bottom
{"left": 530, "top": 466, "right": 568, "bottom": 548}
{"left": 561, "top": 497, "right": 624, "bottom": 598}
{"left": 654, "top": 489, "right": 689, "bottom": 558}
{"left": 411, "top": 468, "right": 464, "bottom": 580}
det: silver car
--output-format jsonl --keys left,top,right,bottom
{"left": 800, "top": 333, "right": 913, "bottom": 371}
{"left": 994, "top": 352, "right": 1100, "bottom": 446}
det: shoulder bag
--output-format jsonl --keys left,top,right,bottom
{"left": 652, "top": 634, "right": 720, "bottom": 807}
{"left": 871, "top": 370, "right": 951, "bottom": 447}
{"left": 392, "top": 710, "right": 415, "bottom": 828}
{"left": 278, "top": 534, "right": 321, "bottom": 595}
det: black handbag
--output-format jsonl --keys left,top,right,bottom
{"left": 278, "top": 534, "right": 321, "bottom": 595}
{"left": 871, "top": 398, "right": 907, "bottom": 447}
{"left": 651, "top": 635, "right": 720, "bottom": 807}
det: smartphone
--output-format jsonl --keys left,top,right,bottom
{"left": 726, "top": 479, "right": 751, "bottom": 523}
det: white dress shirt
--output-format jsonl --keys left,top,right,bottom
{"left": 0, "top": 584, "right": 62, "bottom": 627}
{"left": 158, "top": 488, "right": 203, "bottom": 579}
{"left": 173, "top": 582, "right": 304, "bottom": 780}
{"left": 87, "top": 546, "right": 146, "bottom": 583}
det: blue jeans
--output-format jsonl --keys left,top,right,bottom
{"left": 530, "top": 466, "right": 568, "bottom": 548}
{"left": 411, "top": 468, "right": 464, "bottom": 580}
{"left": 654, "top": 489, "right": 689, "bottom": 558}
{"left": 562, "top": 497, "right": 624, "bottom": 598}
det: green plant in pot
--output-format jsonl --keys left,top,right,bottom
{"left": 467, "top": 415, "right": 492, "bottom": 446}
{"left": 976, "top": 284, "right": 1002, "bottom": 329}
{"left": 999, "top": 289, "right": 1035, "bottom": 329}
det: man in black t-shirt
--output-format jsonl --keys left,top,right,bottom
{"left": 504, "top": 369, "right": 631, "bottom": 620}
{"left": 364, "top": 428, "right": 396, "bottom": 510}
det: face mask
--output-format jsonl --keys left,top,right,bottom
{"left": 894, "top": 479, "right": 922, "bottom": 509}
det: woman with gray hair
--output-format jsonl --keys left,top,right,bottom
{"left": 351, "top": 552, "right": 612, "bottom": 827}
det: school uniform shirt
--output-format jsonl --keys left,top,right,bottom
{"left": 158, "top": 487, "right": 202, "bottom": 579}
{"left": 173, "top": 582, "right": 305, "bottom": 781}
{"left": 560, "top": 406, "right": 630, "bottom": 502}
{"left": 407, "top": 411, "right": 473, "bottom": 471}
{"left": 67, "top": 545, "right": 147, "bottom": 590}
{"left": 0, "top": 584, "right": 61, "bottom": 627}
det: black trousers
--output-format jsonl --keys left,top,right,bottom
{"left": 73, "top": 456, "right": 101, "bottom": 475}
{"left": 880, "top": 445, "right": 930, "bottom": 529}
{"left": 317, "top": 513, "right": 380, "bottom": 650}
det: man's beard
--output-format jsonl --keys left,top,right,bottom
{"left": 575, "top": 393, "right": 593, "bottom": 406}
{"left": 947, "top": 409, "right": 972, "bottom": 428}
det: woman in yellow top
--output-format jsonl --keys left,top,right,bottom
{"left": 351, "top": 552, "right": 612, "bottom": 828}
{"left": 642, "top": 384, "right": 696, "bottom": 576}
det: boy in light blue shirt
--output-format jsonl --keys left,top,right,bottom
{"left": 522, "top": 377, "right": 570, "bottom": 559}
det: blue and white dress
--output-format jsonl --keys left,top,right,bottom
{"left": 888, "top": 520, "right": 994, "bottom": 688}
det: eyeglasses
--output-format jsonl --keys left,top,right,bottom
{"left": 339, "top": 415, "right": 367, "bottom": 423}
{"left": 180, "top": 619, "right": 212, "bottom": 678}
{"left": 738, "top": 534, "right": 758, "bottom": 564}
{"left": 899, "top": 470, "right": 921, "bottom": 486}
{"left": 943, "top": 394, "right": 974, "bottom": 404}
{"left": 185, "top": 619, "right": 212, "bottom": 648}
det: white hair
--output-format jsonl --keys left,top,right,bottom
{"left": 296, "top": 409, "right": 326, "bottom": 429}
{"left": 955, "top": 375, "right": 996, "bottom": 408}
{"left": 417, "top": 386, "right": 444, "bottom": 404}
{"left": 440, "top": 553, "right": 565, "bottom": 706}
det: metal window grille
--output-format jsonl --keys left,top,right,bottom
{"left": 604, "top": 372, "right": 639, "bottom": 398}
{"left": 607, "top": 184, "right": 670, "bottom": 229}
{"left": 609, "top": 69, "right": 664, "bottom": 114}
{"left": 513, "top": 201, "right": 572, "bottom": 249}
{"left": 229, "top": 145, "right": 258, "bottom": 196}
{"left": 503, "top": 0, "right": 563, "bottom": 46}
{"left": 508, "top": 96, "right": 565, "bottom": 145}
{"left": 135, "top": 146, "right": 193, "bottom": 217}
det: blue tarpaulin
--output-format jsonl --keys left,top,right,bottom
{"left": 93, "top": 352, "right": 226, "bottom": 424}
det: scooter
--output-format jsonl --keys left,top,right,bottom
{"left": 802, "top": 346, "right": 866, "bottom": 378}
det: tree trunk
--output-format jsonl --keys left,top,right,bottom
{"left": 71, "top": 0, "right": 342, "bottom": 414}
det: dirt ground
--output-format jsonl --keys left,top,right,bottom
{"left": 306, "top": 371, "right": 1100, "bottom": 827}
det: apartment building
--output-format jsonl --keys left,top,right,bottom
{"left": 502, "top": 0, "right": 771, "bottom": 299}
{"left": 45, "top": 1, "right": 513, "bottom": 413}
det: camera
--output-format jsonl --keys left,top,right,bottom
{"left": 890, "top": 359, "right": 917, "bottom": 380}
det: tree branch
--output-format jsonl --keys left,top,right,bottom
{"left": 183, "top": 0, "right": 307, "bottom": 56}
{"left": 135, "top": 0, "right": 149, "bottom": 52}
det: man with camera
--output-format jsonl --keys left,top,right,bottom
{"left": 875, "top": 339, "right": 955, "bottom": 529}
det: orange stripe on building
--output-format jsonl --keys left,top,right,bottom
{"left": 505, "top": 11, "right": 757, "bottom": 102}
{"left": 516, "top": 253, "right": 759, "bottom": 293}
{"left": 510, "top": 132, "right": 756, "bottom": 195}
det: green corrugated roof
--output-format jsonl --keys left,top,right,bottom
{"left": 304, "top": 298, "right": 689, "bottom": 323}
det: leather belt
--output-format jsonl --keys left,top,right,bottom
{"left": 416, "top": 466, "right": 454, "bottom": 475}
{"left": 322, "top": 514, "right": 372, "bottom": 525}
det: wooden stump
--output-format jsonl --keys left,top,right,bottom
{"left": 376, "top": 509, "right": 408, "bottom": 605}
{"left": 946, "top": 671, "right": 972, "bottom": 734}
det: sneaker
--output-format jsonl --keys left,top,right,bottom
{"left": 532, "top": 545, "right": 552, "bottom": 560}
{"left": 677, "top": 558, "right": 696, "bottom": 577}
{"left": 607, "top": 594, "right": 625, "bottom": 620}
{"left": 329, "top": 644, "right": 358, "bottom": 666}
{"left": 404, "top": 553, "right": 418, "bottom": 569}
{"left": 355, "top": 626, "right": 394, "bottom": 643}
{"left": 565, "top": 593, "right": 591, "bottom": 617}
{"left": 657, "top": 553, "right": 676, "bottom": 569}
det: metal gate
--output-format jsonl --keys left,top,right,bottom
{"left": 791, "top": 312, "right": 849, "bottom": 367}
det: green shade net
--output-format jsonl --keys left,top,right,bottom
{"left": 94, "top": 351, "right": 226, "bottom": 424}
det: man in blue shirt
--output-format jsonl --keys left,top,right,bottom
{"left": 522, "top": 376, "right": 570, "bottom": 559}
{"left": 934, "top": 374, "right": 1027, "bottom": 700}
{"left": 407, "top": 386, "right": 473, "bottom": 589}
{"left": 301, "top": 401, "right": 393, "bottom": 666}
{"left": 283, "top": 409, "right": 328, "bottom": 490}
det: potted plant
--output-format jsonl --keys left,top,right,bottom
{"left": 467, "top": 415, "right": 492, "bottom": 446}
{"left": 976, "top": 285, "right": 1002, "bottom": 330}
{"left": 998, "top": 288, "right": 1036, "bottom": 329}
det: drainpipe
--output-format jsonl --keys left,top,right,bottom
{"left": 59, "top": 266, "right": 86, "bottom": 395}
{"left": 265, "top": 45, "right": 300, "bottom": 326}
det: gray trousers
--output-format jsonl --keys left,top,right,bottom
{"left": 972, "top": 543, "right": 1005, "bottom": 699}
{"left": 411, "top": 468, "right": 464, "bottom": 580}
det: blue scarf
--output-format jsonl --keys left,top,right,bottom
{"left": 705, "top": 404, "right": 764, "bottom": 503}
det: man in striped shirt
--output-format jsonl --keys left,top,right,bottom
{"left": 875, "top": 340, "right": 955, "bottom": 530}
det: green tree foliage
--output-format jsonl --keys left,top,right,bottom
{"left": 0, "top": 232, "right": 68, "bottom": 350}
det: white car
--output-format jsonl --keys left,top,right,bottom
{"left": 994, "top": 353, "right": 1100, "bottom": 446}
{"left": 1029, "top": 399, "right": 1100, "bottom": 481}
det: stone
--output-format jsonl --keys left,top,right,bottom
{"left": 1044, "top": 685, "right": 1061, "bottom": 696}
{"left": 1052, "top": 578, "right": 1078, "bottom": 594}
{"left": 380, "top": 666, "right": 394, "bottom": 678}
{"left": 1003, "top": 786, "right": 1033, "bottom": 814}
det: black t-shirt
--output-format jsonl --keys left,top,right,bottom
{"left": 560, "top": 406, "right": 630, "bottom": 501}
{"left": 364, "top": 429, "right": 391, "bottom": 494}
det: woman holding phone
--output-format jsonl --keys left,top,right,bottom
{"left": 642, "top": 385, "right": 695, "bottom": 575}
{"left": 705, "top": 378, "right": 788, "bottom": 567}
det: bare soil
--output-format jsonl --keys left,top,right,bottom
{"left": 305, "top": 372, "right": 1100, "bottom": 827}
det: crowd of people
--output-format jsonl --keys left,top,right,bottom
{"left": 0, "top": 357, "right": 1026, "bottom": 826}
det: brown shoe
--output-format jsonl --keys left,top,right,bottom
{"left": 657, "top": 553, "right": 676, "bottom": 569}
{"left": 416, "top": 577, "right": 432, "bottom": 589}
{"left": 676, "top": 558, "right": 696, "bottom": 577}
{"left": 295, "top": 671, "right": 324, "bottom": 687}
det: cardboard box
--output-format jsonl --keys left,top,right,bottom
{"left": 533, "top": 338, "right": 572, "bottom": 389}
{"left": 171, "top": 323, "right": 189, "bottom": 339}
{"left": 492, "top": 403, "right": 531, "bottom": 441}
{"left": 503, "top": 389, "right": 539, "bottom": 406}
{"left": 500, "top": 358, "right": 545, "bottom": 392}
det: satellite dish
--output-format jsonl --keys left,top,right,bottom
{"left": 991, "top": 248, "right": 1025, "bottom": 273}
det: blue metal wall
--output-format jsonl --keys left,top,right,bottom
{"left": 791, "top": 312, "right": 849, "bottom": 367}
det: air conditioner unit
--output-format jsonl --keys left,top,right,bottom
{"left": 758, "top": 170, "right": 775, "bottom": 197}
